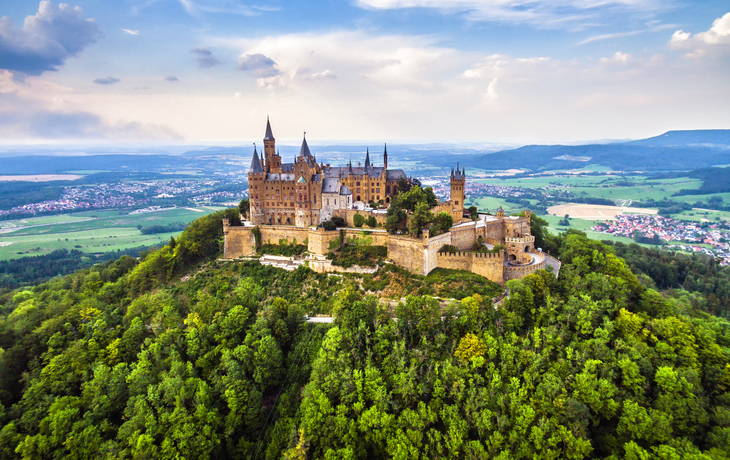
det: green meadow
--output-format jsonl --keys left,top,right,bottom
{"left": 0, "top": 206, "right": 226, "bottom": 261}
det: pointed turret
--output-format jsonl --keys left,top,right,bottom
{"left": 383, "top": 143, "right": 388, "bottom": 170}
{"left": 364, "top": 148, "right": 371, "bottom": 171}
{"left": 249, "top": 146, "right": 264, "bottom": 173}
{"left": 264, "top": 116, "right": 275, "bottom": 141}
{"left": 299, "top": 132, "right": 312, "bottom": 158}
{"left": 348, "top": 160, "right": 354, "bottom": 175}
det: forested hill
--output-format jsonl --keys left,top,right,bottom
{"left": 464, "top": 129, "right": 730, "bottom": 172}
{"left": 1, "top": 211, "right": 730, "bottom": 458}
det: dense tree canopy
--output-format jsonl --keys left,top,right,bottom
{"left": 0, "top": 210, "right": 729, "bottom": 459}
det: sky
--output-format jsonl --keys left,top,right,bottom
{"left": 0, "top": 0, "right": 728, "bottom": 145}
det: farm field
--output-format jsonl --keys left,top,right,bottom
{"left": 474, "top": 174, "right": 706, "bottom": 205}
{"left": 0, "top": 206, "right": 227, "bottom": 261}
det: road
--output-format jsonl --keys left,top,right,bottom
{"left": 306, "top": 317, "right": 334, "bottom": 323}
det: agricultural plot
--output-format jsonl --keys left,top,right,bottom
{"left": 547, "top": 204, "right": 657, "bottom": 219}
{"left": 0, "top": 206, "right": 227, "bottom": 261}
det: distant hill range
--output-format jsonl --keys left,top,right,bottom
{"left": 463, "top": 130, "right": 730, "bottom": 172}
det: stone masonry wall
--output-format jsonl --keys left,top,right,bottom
{"left": 450, "top": 223, "right": 476, "bottom": 251}
{"left": 333, "top": 209, "right": 388, "bottom": 227}
{"left": 436, "top": 250, "right": 505, "bottom": 285}
{"left": 260, "top": 226, "right": 310, "bottom": 246}
{"left": 223, "top": 225, "right": 256, "bottom": 258}
{"left": 388, "top": 235, "right": 427, "bottom": 275}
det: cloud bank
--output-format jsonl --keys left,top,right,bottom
{"left": 93, "top": 76, "right": 121, "bottom": 85}
{"left": 0, "top": 1, "right": 103, "bottom": 76}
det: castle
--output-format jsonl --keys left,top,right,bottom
{"left": 248, "top": 118, "right": 465, "bottom": 227}
{"left": 223, "top": 120, "right": 557, "bottom": 285}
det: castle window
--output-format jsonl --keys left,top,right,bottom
{"left": 356, "top": 188, "right": 360, "bottom": 193}
{"left": 376, "top": 188, "right": 380, "bottom": 193}
{"left": 356, "top": 182, "right": 360, "bottom": 186}
{"left": 314, "top": 196, "right": 316, "bottom": 204}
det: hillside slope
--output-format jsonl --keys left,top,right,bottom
{"left": 0, "top": 212, "right": 729, "bottom": 458}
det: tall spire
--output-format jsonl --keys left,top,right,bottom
{"left": 299, "top": 132, "right": 312, "bottom": 158}
{"left": 249, "top": 145, "right": 263, "bottom": 173}
{"left": 264, "top": 116, "right": 275, "bottom": 141}
{"left": 364, "top": 148, "right": 370, "bottom": 171}
{"left": 383, "top": 143, "right": 388, "bottom": 170}
{"left": 348, "top": 159, "right": 353, "bottom": 175}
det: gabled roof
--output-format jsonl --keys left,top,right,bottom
{"left": 340, "top": 185, "right": 352, "bottom": 196}
{"left": 249, "top": 146, "right": 264, "bottom": 173}
{"left": 264, "top": 117, "right": 275, "bottom": 141}
{"left": 297, "top": 175, "right": 307, "bottom": 183}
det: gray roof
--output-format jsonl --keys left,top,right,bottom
{"left": 299, "top": 135, "right": 312, "bottom": 158}
{"left": 322, "top": 178, "right": 340, "bottom": 193}
{"left": 266, "top": 173, "right": 295, "bottom": 181}
{"left": 282, "top": 163, "right": 294, "bottom": 172}
{"left": 323, "top": 165, "right": 405, "bottom": 180}
{"left": 386, "top": 170, "right": 407, "bottom": 180}
{"left": 311, "top": 174, "right": 322, "bottom": 182}
{"left": 264, "top": 118, "right": 275, "bottom": 141}
{"left": 340, "top": 185, "right": 352, "bottom": 195}
{"left": 249, "top": 147, "right": 264, "bottom": 173}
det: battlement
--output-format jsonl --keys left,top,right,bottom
{"left": 505, "top": 236, "right": 535, "bottom": 244}
{"left": 438, "top": 250, "right": 504, "bottom": 260}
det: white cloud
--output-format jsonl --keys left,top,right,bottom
{"left": 219, "top": 31, "right": 460, "bottom": 90}
{"left": 669, "top": 12, "right": 730, "bottom": 57}
{"left": 0, "top": 71, "right": 180, "bottom": 140}
{"left": 0, "top": 1, "right": 103, "bottom": 76}
{"left": 93, "top": 76, "right": 121, "bottom": 85}
{"left": 599, "top": 51, "right": 631, "bottom": 64}
{"left": 122, "top": 28, "right": 139, "bottom": 35}
{"left": 355, "top": 0, "right": 664, "bottom": 27}
{"left": 238, "top": 53, "right": 279, "bottom": 77}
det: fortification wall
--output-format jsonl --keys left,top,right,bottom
{"left": 483, "top": 220, "right": 504, "bottom": 243}
{"left": 259, "top": 226, "right": 310, "bottom": 246}
{"left": 424, "top": 232, "right": 452, "bottom": 274}
{"left": 450, "top": 223, "right": 476, "bottom": 251}
{"left": 471, "top": 253, "right": 505, "bottom": 284}
{"left": 435, "top": 251, "right": 471, "bottom": 271}
{"left": 307, "top": 229, "right": 341, "bottom": 255}
{"left": 388, "top": 235, "right": 427, "bottom": 275}
{"left": 344, "top": 229, "right": 390, "bottom": 246}
{"left": 223, "top": 225, "right": 256, "bottom": 258}
{"left": 333, "top": 209, "right": 387, "bottom": 227}
{"left": 504, "top": 260, "right": 546, "bottom": 281}
{"left": 436, "top": 250, "right": 505, "bottom": 284}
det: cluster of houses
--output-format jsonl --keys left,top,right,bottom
{"left": 592, "top": 214, "right": 730, "bottom": 265}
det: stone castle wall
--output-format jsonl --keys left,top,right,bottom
{"left": 437, "top": 251, "right": 505, "bottom": 284}
{"left": 223, "top": 209, "right": 546, "bottom": 285}
{"left": 450, "top": 223, "right": 476, "bottom": 251}
{"left": 223, "top": 224, "right": 256, "bottom": 258}
{"left": 387, "top": 235, "right": 427, "bottom": 275}
{"left": 333, "top": 209, "right": 388, "bottom": 227}
{"left": 504, "top": 260, "right": 546, "bottom": 281}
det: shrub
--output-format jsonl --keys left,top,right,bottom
{"left": 353, "top": 214, "right": 365, "bottom": 228}
{"left": 366, "top": 216, "right": 377, "bottom": 228}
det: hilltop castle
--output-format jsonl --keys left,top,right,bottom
{"left": 223, "top": 119, "right": 557, "bottom": 285}
{"left": 248, "top": 118, "right": 466, "bottom": 226}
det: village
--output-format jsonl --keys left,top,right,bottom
{"left": 592, "top": 213, "right": 730, "bottom": 265}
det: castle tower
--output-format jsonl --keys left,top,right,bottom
{"left": 450, "top": 163, "right": 466, "bottom": 210}
{"left": 248, "top": 145, "right": 266, "bottom": 224}
{"left": 496, "top": 206, "right": 504, "bottom": 219}
{"left": 295, "top": 175, "right": 311, "bottom": 227}
{"left": 263, "top": 117, "right": 281, "bottom": 173}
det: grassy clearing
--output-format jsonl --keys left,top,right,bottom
{"left": 0, "top": 206, "right": 227, "bottom": 261}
